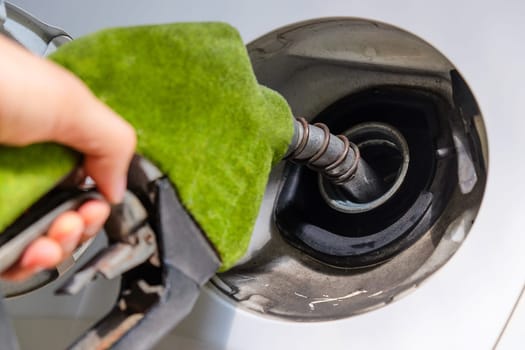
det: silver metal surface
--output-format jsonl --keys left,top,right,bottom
{"left": 214, "top": 17, "right": 487, "bottom": 321}
{"left": 319, "top": 122, "right": 409, "bottom": 213}
{"left": 2, "top": 1, "right": 71, "bottom": 55}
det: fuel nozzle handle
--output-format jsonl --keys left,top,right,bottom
{"left": 285, "top": 117, "right": 384, "bottom": 203}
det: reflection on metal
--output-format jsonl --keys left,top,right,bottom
{"left": 444, "top": 210, "right": 475, "bottom": 244}
{"left": 307, "top": 289, "right": 367, "bottom": 310}
{"left": 473, "top": 114, "right": 489, "bottom": 168}
{"left": 214, "top": 17, "right": 488, "bottom": 321}
{"left": 453, "top": 134, "right": 478, "bottom": 194}
{"left": 43, "top": 34, "right": 73, "bottom": 56}
{"left": 2, "top": 2, "right": 72, "bottom": 55}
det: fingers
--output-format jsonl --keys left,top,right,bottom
{"left": 76, "top": 200, "right": 111, "bottom": 242}
{"left": 46, "top": 211, "right": 85, "bottom": 255}
{"left": 50, "top": 92, "right": 136, "bottom": 203}
{"left": 64, "top": 101, "right": 136, "bottom": 204}
{"left": 0, "top": 35, "right": 137, "bottom": 204}
{"left": 1, "top": 199, "right": 110, "bottom": 281}
{"left": 0, "top": 36, "right": 133, "bottom": 281}
{"left": 1, "top": 237, "right": 62, "bottom": 281}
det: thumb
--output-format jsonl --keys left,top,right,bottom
{"left": 56, "top": 94, "right": 137, "bottom": 204}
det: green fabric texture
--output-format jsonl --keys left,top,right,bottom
{"left": 0, "top": 22, "right": 293, "bottom": 271}
{"left": 0, "top": 144, "right": 77, "bottom": 233}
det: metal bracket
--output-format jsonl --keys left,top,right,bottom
{"left": 1, "top": 1, "right": 72, "bottom": 55}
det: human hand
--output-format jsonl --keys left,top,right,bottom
{"left": 0, "top": 35, "right": 136, "bottom": 280}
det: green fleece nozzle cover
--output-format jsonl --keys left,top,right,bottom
{"left": 0, "top": 23, "right": 293, "bottom": 271}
